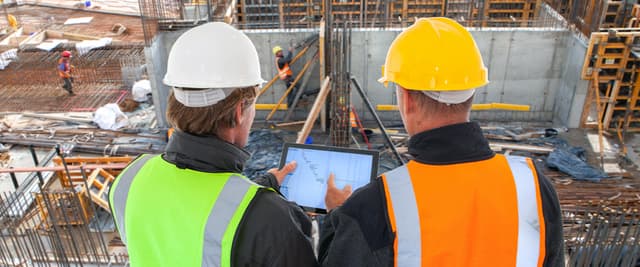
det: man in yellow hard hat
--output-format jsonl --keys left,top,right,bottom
{"left": 319, "top": 17, "right": 564, "bottom": 266}
{"left": 273, "top": 45, "right": 299, "bottom": 107}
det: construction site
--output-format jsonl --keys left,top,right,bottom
{"left": 0, "top": 0, "right": 640, "bottom": 265}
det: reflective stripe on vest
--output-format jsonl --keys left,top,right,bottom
{"left": 276, "top": 57, "right": 292, "bottom": 80}
{"left": 201, "top": 174, "right": 255, "bottom": 267}
{"left": 506, "top": 156, "right": 543, "bottom": 266}
{"left": 382, "top": 155, "right": 544, "bottom": 267}
{"left": 110, "top": 154, "right": 153, "bottom": 245}
{"left": 383, "top": 166, "right": 422, "bottom": 267}
{"left": 109, "top": 155, "right": 261, "bottom": 267}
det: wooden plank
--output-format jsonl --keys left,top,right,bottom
{"left": 489, "top": 142, "right": 554, "bottom": 153}
{"left": 21, "top": 112, "right": 93, "bottom": 123}
{"left": 279, "top": 1, "right": 285, "bottom": 29}
{"left": 45, "top": 30, "right": 101, "bottom": 41}
{"left": 275, "top": 121, "right": 306, "bottom": 127}
{"left": 319, "top": 19, "right": 327, "bottom": 132}
{"left": 297, "top": 77, "right": 331, "bottom": 144}
{"left": 402, "top": 0, "right": 408, "bottom": 26}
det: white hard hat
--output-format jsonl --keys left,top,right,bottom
{"left": 163, "top": 22, "right": 265, "bottom": 98}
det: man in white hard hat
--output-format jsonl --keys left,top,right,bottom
{"left": 319, "top": 17, "right": 563, "bottom": 267}
{"left": 109, "top": 22, "right": 318, "bottom": 267}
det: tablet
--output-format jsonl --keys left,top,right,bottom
{"left": 279, "top": 143, "right": 379, "bottom": 214}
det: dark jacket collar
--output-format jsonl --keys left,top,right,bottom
{"left": 408, "top": 122, "right": 495, "bottom": 165}
{"left": 163, "top": 130, "right": 250, "bottom": 173}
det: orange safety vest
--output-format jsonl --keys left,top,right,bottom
{"left": 276, "top": 57, "right": 292, "bottom": 80}
{"left": 349, "top": 111, "right": 358, "bottom": 128}
{"left": 57, "top": 58, "right": 72, "bottom": 78}
{"left": 381, "top": 154, "right": 546, "bottom": 267}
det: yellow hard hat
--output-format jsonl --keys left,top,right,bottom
{"left": 378, "top": 17, "right": 489, "bottom": 91}
{"left": 272, "top": 46, "right": 283, "bottom": 55}
{"left": 7, "top": 14, "right": 17, "bottom": 30}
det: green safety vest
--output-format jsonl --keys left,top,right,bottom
{"left": 109, "top": 154, "right": 263, "bottom": 267}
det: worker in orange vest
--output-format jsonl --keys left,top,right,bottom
{"left": 57, "top": 50, "right": 75, "bottom": 95}
{"left": 319, "top": 17, "right": 564, "bottom": 267}
{"left": 273, "top": 45, "right": 299, "bottom": 107}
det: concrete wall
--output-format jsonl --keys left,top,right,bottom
{"left": 146, "top": 31, "right": 183, "bottom": 128}
{"left": 148, "top": 27, "right": 586, "bottom": 128}
{"left": 553, "top": 34, "right": 589, "bottom": 128}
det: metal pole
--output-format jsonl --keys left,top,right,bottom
{"left": 29, "top": 145, "right": 45, "bottom": 186}
{"left": 9, "top": 171, "right": 18, "bottom": 189}
{"left": 350, "top": 77, "right": 404, "bottom": 165}
{"left": 55, "top": 144, "right": 75, "bottom": 186}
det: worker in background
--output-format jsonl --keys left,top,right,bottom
{"left": 319, "top": 17, "right": 564, "bottom": 266}
{"left": 109, "top": 22, "right": 318, "bottom": 267}
{"left": 273, "top": 45, "right": 299, "bottom": 107}
{"left": 57, "top": 50, "right": 75, "bottom": 95}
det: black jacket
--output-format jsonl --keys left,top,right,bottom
{"left": 163, "top": 131, "right": 318, "bottom": 267}
{"left": 318, "top": 122, "right": 564, "bottom": 267}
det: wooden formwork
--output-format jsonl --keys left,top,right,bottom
{"left": 234, "top": 0, "right": 554, "bottom": 28}
{"left": 581, "top": 30, "right": 640, "bottom": 133}
{"left": 53, "top": 156, "right": 132, "bottom": 188}
{"left": 543, "top": 0, "right": 572, "bottom": 17}
{"left": 389, "top": 0, "right": 446, "bottom": 26}
{"left": 75, "top": 168, "right": 115, "bottom": 212}
{"left": 600, "top": 0, "right": 629, "bottom": 29}
{"left": 481, "top": 0, "right": 542, "bottom": 27}
{"left": 627, "top": 4, "right": 640, "bottom": 28}
{"left": 35, "top": 191, "right": 92, "bottom": 229}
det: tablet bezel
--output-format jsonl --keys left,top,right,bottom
{"left": 278, "top": 143, "right": 380, "bottom": 214}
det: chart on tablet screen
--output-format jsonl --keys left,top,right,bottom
{"left": 281, "top": 147, "right": 374, "bottom": 209}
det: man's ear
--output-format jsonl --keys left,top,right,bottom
{"left": 399, "top": 87, "right": 416, "bottom": 115}
{"left": 233, "top": 101, "right": 243, "bottom": 127}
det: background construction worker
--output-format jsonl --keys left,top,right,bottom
{"left": 273, "top": 45, "right": 299, "bottom": 107}
{"left": 109, "top": 22, "right": 318, "bottom": 266}
{"left": 57, "top": 50, "right": 75, "bottom": 95}
{"left": 319, "top": 17, "right": 564, "bottom": 266}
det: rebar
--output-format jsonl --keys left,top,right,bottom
{"left": 329, "top": 20, "right": 351, "bottom": 147}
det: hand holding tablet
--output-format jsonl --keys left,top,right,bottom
{"left": 279, "top": 143, "right": 379, "bottom": 214}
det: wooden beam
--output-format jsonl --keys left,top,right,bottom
{"left": 275, "top": 120, "right": 306, "bottom": 127}
{"left": 489, "top": 142, "right": 554, "bottom": 154}
{"left": 297, "top": 77, "right": 331, "bottom": 143}
{"left": 224, "top": 0, "right": 237, "bottom": 24}
{"left": 319, "top": 19, "right": 327, "bottom": 132}
{"left": 279, "top": 1, "right": 285, "bottom": 29}
{"left": 21, "top": 112, "right": 93, "bottom": 123}
{"left": 46, "top": 30, "right": 101, "bottom": 41}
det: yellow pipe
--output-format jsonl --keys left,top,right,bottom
{"left": 256, "top": 104, "right": 288, "bottom": 110}
{"left": 472, "top": 103, "right": 530, "bottom": 111}
{"left": 376, "top": 103, "right": 530, "bottom": 111}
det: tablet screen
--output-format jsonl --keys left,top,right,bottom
{"left": 279, "top": 143, "right": 379, "bottom": 213}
